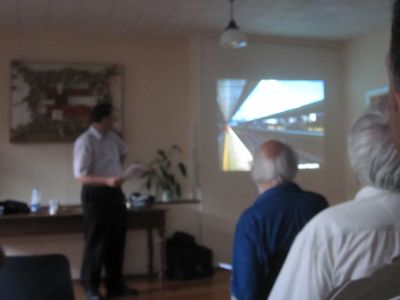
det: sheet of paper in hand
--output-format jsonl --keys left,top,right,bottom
{"left": 122, "top": 163, "right": 149, "bottom": 180}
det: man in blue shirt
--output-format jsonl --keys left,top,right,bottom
{"left": 231, "top": 140, "right": 328, "bottom": 300}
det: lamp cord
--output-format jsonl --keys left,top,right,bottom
{"left": 230, "top": 0, "right": 234, "bottom": 21}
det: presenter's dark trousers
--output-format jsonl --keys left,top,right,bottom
{"left": 80, "top": 185, "right": 127, "bottom": 292}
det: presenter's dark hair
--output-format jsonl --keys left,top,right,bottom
{"left": 391, "top": 0, "right": 400, "bottom": 90}
{"left": 90, "top": 103, "right": 113, "bottom": 123}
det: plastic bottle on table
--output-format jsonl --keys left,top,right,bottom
{"left": 30, "top": 188, "right": 41, "bottom": 213}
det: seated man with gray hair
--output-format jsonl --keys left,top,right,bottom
{"left": 268, "top": 107, "right": 400, "bottom": 300}
{"left": 231, "top": 140, "right": 328, "bottom": 300}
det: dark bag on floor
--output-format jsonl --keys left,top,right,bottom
{"left": 166, "top": 231, "right": 214, "bottom": 280}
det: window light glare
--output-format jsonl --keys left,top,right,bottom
{"left": 298, "top": 163, "right": 320, "bottom": 170}
{"left": 265, "top": 118, "right": 278, "bottom": 125}
{"left": 309, "top": 113, "right": 317, "bottom": 122}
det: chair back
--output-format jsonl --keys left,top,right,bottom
{"left": 0, "top": 254, "right": 75, "bottom": 300}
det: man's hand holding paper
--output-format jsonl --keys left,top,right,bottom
{"left": 122, "top": 163, "right": 150, "bottom": 180}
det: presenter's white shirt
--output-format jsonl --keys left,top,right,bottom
{"left": 73, "top": 126, "right": 127, "bottom": 178}
{"left": 268, "top": 186, "right": 400, "bottom": 300}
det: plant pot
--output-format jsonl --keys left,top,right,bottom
{"left": 160, "top": 190, "right": 172, "bottom": 202}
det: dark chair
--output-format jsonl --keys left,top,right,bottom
{"left": 0, "top": 254, "right": 75, "bottom": 300}
{"left": 328, "top": 256, "right": 400, "bottom": 300}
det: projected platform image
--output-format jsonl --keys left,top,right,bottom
{"left": 217, "top": 79, "right": 325, "bottom": 172}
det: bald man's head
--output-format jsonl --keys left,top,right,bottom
{"left": 258, "top": 140, "right": 285, "bottom": 160}
{"left": 251, "top": 140, "right": 298, "bottom": 191}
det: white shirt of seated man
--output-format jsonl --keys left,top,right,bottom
{"left": 268, "top": 108, "right": 400, "bottom": 300}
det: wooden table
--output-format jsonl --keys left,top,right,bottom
{"left": 0, "top": 206, "right": 167, "bottom": 283}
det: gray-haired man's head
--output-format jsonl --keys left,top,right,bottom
{"left": 251, "top": 140, "right": 298, "bottom": 193}
{"left": 348, "top": 107, "right": 400, "bottom": 191}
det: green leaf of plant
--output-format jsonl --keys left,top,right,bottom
{"left": 157, "top": 150, "right": 167, "bottom": 160}
{"left": 160, "top": 166, "right": 169, "bottom": 179}
{"left": 176, "top": 184, "right": 181, "bottom": 197}
{"left": 146, "top": 176, "right": 152, "bottom": 190}
{"left": 169, "top": 174, "right": 176, "bottom": 184}
{"left": 171, "top": 145, "right": 181, "bottom": 153}
{"left": 178, "top": 162, "right": 187, "bottom": 176}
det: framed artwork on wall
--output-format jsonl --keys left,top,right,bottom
{"left": 365, "top": 85, "right": 389, "bottom": 111}
{"left": 10, "top": 61, "right": 123, "bottom": 143}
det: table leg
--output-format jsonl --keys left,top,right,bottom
{"left": 158, "top": 227, "right": 165, "bottom": 287}
{"left": 147, "top": 228, "right": 154, "bottom": 277}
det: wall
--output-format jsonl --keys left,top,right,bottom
{"left": 0, "top": 31, "right": 194, "bottom": 278}
{"left": 342, "top": 25, "right": 390, "bottom": 198}
{"left": 0, "top": 26, "right": 389, "bottom": 279}
{"left": 194, "top": 34, "right": 346, "bottom": 266}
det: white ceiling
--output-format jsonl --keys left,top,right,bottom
{"left": 0, "top": 0, "right": 394, "bottom": 41}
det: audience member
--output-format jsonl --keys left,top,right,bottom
{"left": 268, "top": 107, "right": 400, "bottom": 300}
{"left": 329, "top": 2, "right": 400, "bottom": 298}
{"left": 389, "top": 0, "right": 400, "bottom": 150}
{"left": 230, "top": 140, "right": 328, "bottom": 300}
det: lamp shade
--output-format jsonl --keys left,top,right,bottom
{"left": 220, "top": 20, "right": 247, "bottom": 49}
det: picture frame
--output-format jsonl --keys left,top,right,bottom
{"left": 365, "top": 85, "right": 389, "bottom": 110}
{"left": 10, "top": 61, "right": 123, "bottom": 143}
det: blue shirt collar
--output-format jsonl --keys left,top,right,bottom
{"left": 256, "top": 181, "right": 301, "bottom": 203}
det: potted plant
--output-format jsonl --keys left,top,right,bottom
{"left": 141, "top": 145, "right": 187, "bottom": 202}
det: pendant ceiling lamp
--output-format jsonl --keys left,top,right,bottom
{"left": 220, "top": 0, "right": 247, "bottom": 49}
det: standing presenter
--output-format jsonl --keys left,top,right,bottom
{"left": 73, "top": 103, "right": 139, "bottom": 300}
